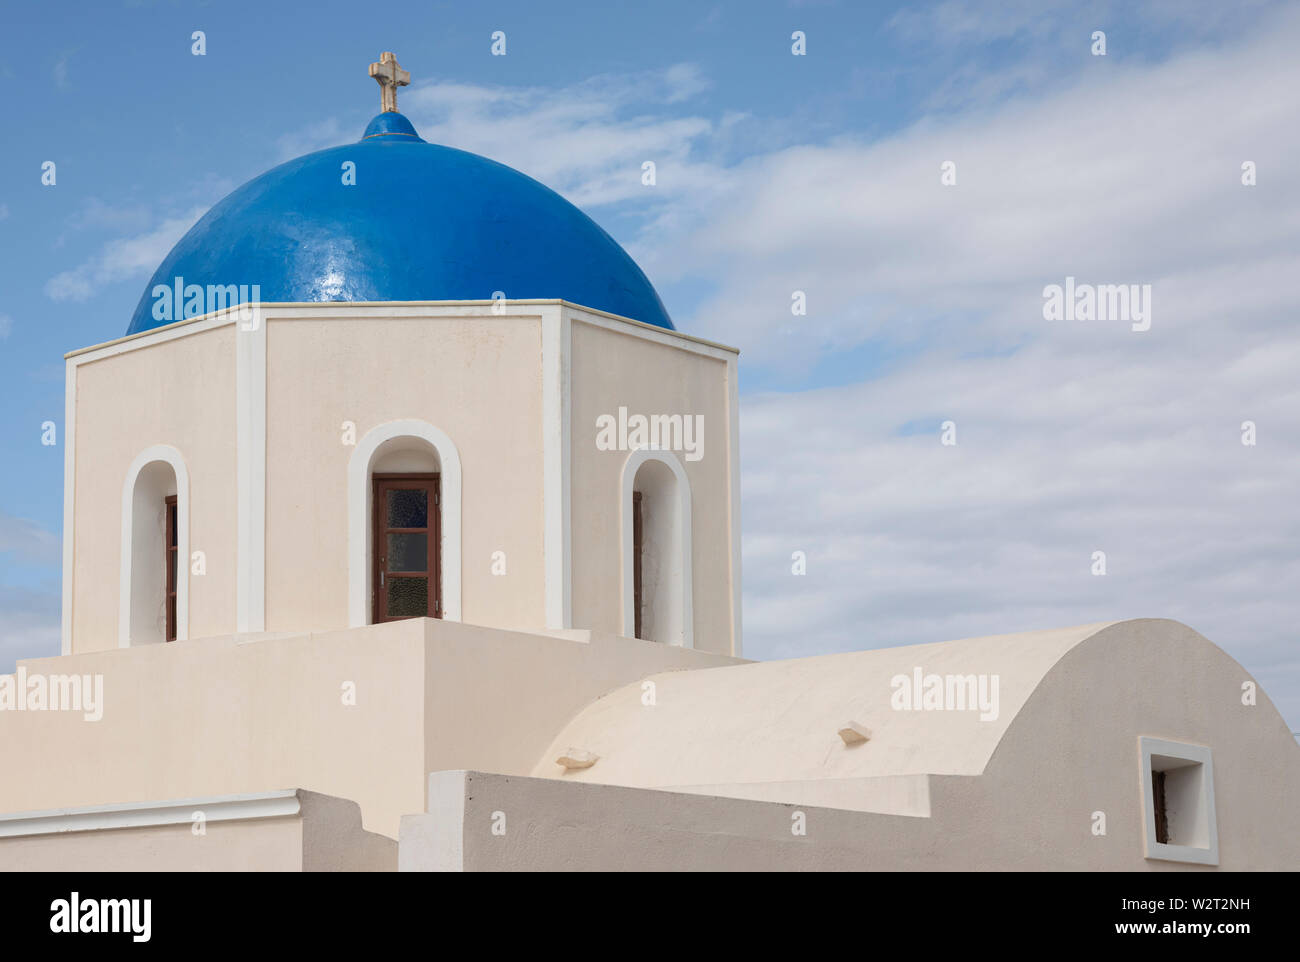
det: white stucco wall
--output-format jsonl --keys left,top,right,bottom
{"left": 62, "top": 301, "right": 739, "bottom": 652}
{"left": 0, "top": 789, "right": 395, "bottom": 872}
{"left": 0, "top": 619, "right": 741, "bottom": 840}
{"left": 262, "top": 310, "right": 547, "bottom": 633}
{"left": 534, "top": 621, "right": 1107, "bottom": 790}
{"left": 567, "top": 307, "right": 739, "bottom": 655}
{"left": 68, "top": 323, "right": 238, "bottom": 652}
{"left": 6, "top": 615, "right": 1295, "bottom": 869}
{"left": 523, "top": 619, "right": 1300, "bottom": 870}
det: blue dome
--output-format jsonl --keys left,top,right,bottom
{"left": 127, "top": 112, "right": 673, "bottom": 334}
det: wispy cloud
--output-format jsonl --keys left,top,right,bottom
{"left": 53, "top": 51, "right": 70, "bottom": 89}
{"left": 63, "top": 198, "right": 154, "bottom": 235}
{"left": 654, "top": 6, "right": 1300, "bottom": 371}
{"left": 323, "top": 5, "right": 1300, "bottom": 725}
{"left": 0, "top": 515, "right": 60, "bottom": 567}
{"left": 685, "top": 6, "right": 1300, "bottom": 725}
{"left": 22, "top": 4, "right": 1295, "bottom": 730}
{"left": 0, "top": 586, "right": 60, "bottom": 675}
{"left": 398, "top": 65, "right": 724, "bottom": 208}
{"left": 44, "top": 207, "right": 205, "bottom": 302}
{"left": 274, "top": 116, "right": 346, "bottom": 162}
{"left": 885, "top": 0, "right": 1282, "bottom": 112}
{"left": 275, "top": 64, "right": 729, "bottom": 211}
{"left": 0, "top": 517, "right": 61, "bottom": 673}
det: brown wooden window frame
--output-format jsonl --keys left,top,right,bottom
{"left": 632, "top": 490, "right": 643, "bottom": 640}
{"left": 164, "top": 495, "right": 178, "bottom": 642}
{"left": 372, "top": 474, "right": 441, "bottom": 624}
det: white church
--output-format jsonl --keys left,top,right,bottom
{"left": 1, "top": 56, "right": 1297, "bottom": 871}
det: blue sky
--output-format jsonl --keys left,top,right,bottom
{"left": 2, "top": 0, "right": 1298, "bottom": 729}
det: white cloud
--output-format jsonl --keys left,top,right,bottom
{"left": 26, "top": 11, "right": 1296, "bottom": 728}
{"left": 45, "top": 207, "right": 205, "bottom": 302}
{"left": 0, "top": 587, "right": 59, "bottom": 675}
{"left": 0, "top": 518, "right": 61, "bottom": 673}
{"left": 267, "top": 8, "right": 1300, "bottom": 724}
{"left": 273, "top": 64, "right": 764, "bottom": 218}
{"left": 397, "top": 66, "right": 729, "bottom": 209}
{"left": 678, "top": 7, "right": 1300, "bottom": 726}
{"left": 738, "top": 330, "right": 1300, "bottom": 714}
{"left": 275, "top": 116, "right": 346, "bottom": 162}
{"left": 651, "top": 16, "right": 1300, "bottom": 367}
{"left": 888, "top": 0, "right": 1275, "bottom": 48}
{"left": 888, "top": 0, "right": 1062, "bottom": 45}
{"left": 0, "top": 515, "right": 60, "bottom": 566}
{"left": 63, "top": 198, "right": 153, "bottom": 235}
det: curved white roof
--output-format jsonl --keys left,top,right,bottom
{"left": 533, "top": 622, "right": 1119, "bottom": 798}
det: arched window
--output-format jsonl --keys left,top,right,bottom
{"left": 622, "top": 449, "right": 693, "bottom": 647}
{"left": 119, "top": 446, "right": 189, "bottom": 646}
{"left": 348, "top": 420, "right": 462, "bottom": 627}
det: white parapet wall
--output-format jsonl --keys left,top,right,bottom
{"left": 0, "top": 789, "right": 394, "bottom": 872}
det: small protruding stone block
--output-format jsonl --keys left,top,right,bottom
{"left": 556, "top": 748, "right": 599, "bottom": 770}
{"left": 838, "top": 722, "right": 871, "bottom": 746}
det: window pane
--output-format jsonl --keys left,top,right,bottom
{"left": 386, "top": 576, "right": 428, "bottom": 617}
{"left": 386, "top": 488, "right": 427, "bottom": 528}
{"left": 169, "top": 548, "right": 176, "bottom": 591}
{"left": 387, "top": 532, "right": 428, "bottom": 573}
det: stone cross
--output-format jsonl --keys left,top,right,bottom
{"left": 369, "top": 52, "right": 410, "bottom": 113}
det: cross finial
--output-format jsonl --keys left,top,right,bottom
{"left": 368, "top": 52, "right": 410, "bottom": 113}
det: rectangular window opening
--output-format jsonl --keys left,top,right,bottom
{"left": 1140, "top": 737, "right": 1218, "bottom": 865}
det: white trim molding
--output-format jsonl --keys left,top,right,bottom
{"left": 60, "top": 359, "right": 76, "bottom": 655}
{"left": 235, "top": 313, "right": 267, "bottom": 633}
{"left": 542, "top": 306, "right": 572, "bottom": 630}
{"left": 563, "top": 303, "right": 737, "bottom": 363}
{"left": 0, "top": 789, "right": 300, "bottom": 838}
{"left": 620, "top": 448, "right": 694, "bottom": 648}
{"left": 1139, "top": 736, "right": 1219, "bottom": 866}
{"left": 66, "top": 300, "right": 737, "bottom": 365}
{"left": 726, "top": 354, "right": 742, "bottom": 657}
{"left": 348, "top": 419, "right": 463, "bottom": 626}
{"left": 118, "top": 445, "right": 190, "bottom": 647}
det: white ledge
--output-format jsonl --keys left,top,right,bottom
{"left": 0, "top": 789, "right": 300, "bottom": 838}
